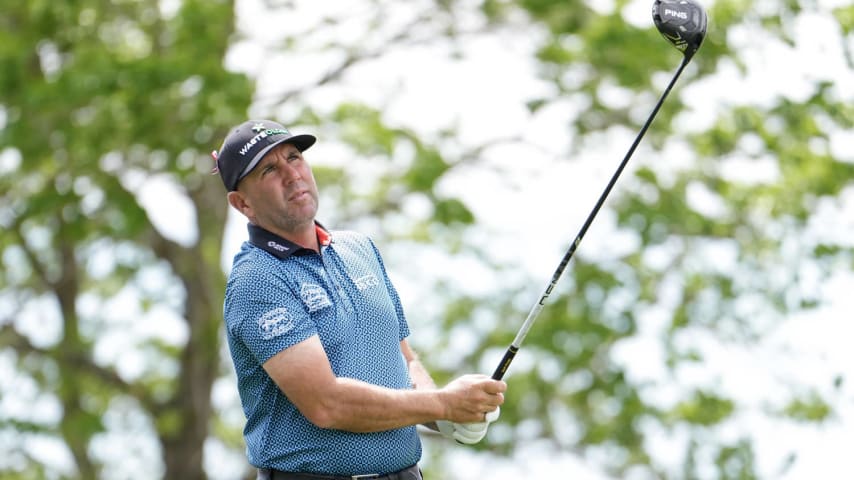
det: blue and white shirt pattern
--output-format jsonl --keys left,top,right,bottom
{"left": 223, "top": 223, "right": 419, "bottom": 475}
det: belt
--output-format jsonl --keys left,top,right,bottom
{"left": 261, "top": 464, "right": 420, "bottom": 480}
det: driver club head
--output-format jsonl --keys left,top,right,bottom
{"left": 652, "top": 0, "right": 707, "bottom": 61}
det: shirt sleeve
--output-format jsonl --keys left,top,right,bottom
{"left": 366, "top": 237, "right": 411, "bottom": 341}
{"left": 225, "top": 261, "right": 317, "bottom": 365}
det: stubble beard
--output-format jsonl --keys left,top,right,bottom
{"left": 273, "top": 189, "right": 319, "bottom": 233}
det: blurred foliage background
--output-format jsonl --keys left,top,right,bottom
{"left": 1, "top": 0, "right": 852, "bottom": 479}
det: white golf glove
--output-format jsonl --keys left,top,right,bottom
{"left": 436, "top": 407, "right": 500, "bottom": 445}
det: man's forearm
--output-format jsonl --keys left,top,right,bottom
{"left": 400, "top": 339, "right": 449, "bottom": 431}
{"left": 264, "top": 335, "right": 503, "bottom": 433}
{"left": 310, "top": 376, "right": 446, "bottom": 432}
{"left": 406, "top": 355, "right": 442, "bottom": 430}
{"left": 407, "top": 352, "right": 438, "bottom": 391}
{"left": 309, "top": 354, "right": 442, "bottom": 433}
{"left": 314, "top": 355, "right": 442, "bottom": 432}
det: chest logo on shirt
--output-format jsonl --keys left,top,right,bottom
{"left": 354, "top": 274, "right": 380, "bottom": 291}
{"left": 258, "top": 307, "right": 294, "bottom": 340}
{"left": 301, "top": 283, "right": 332, "bottom": 312}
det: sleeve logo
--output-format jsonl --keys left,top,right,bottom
{"left": 258, "top": 307, "right": 294, "bottom": 340}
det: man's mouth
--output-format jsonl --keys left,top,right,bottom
{"left": 289, "top": 190, "right": 309, "bottom": 202}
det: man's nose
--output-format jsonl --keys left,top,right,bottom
{"left": 281, "top": 162, "right": 302, "bottom": 182}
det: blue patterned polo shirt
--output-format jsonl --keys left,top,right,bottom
{"left": 223, "top": 223, "right": 421, "bottom": 475}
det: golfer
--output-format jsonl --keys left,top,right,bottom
{"left": 214, "top": 120, "right": 506, "bottom": 480}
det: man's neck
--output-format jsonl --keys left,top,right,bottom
{"left": 262, "top": 222, "right": 319, "bottom": 252}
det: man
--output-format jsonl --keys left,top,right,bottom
{"left": 213, "top": 120, "right": 506, "bottom": 480}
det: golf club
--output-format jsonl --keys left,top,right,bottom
{"left": 491, "top": 0, "right": 707, "bottom": 381}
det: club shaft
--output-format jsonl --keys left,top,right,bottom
{"left": 492, "top": 57, "right": 690, "bottom": 381}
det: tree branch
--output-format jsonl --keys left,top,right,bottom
{"left": 10, "top": 210, "right": 53, "bottom": 289}
{"left": 257, "top": 8, "right": 501, "bottom": 108}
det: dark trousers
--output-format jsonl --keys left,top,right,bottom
{"left": 257, "top": 464, "right": 422, "bottom": 480}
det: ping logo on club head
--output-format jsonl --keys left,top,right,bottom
{"left": 664, "top": 8, "right": 688, "bottom": 19}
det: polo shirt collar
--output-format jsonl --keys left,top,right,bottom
{"left": 247, "top": 222, "right": 332, "bottom": 259}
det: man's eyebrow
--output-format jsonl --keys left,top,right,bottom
{"left": 256, "top": 157, "right": 277, "bottom": 172}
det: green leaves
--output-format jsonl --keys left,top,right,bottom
{"left": 324, "top": 102, "right": 474, "bottom": 228}
{"left": 671, "top": 390, "right": 735, "bottom": 426}
{"left": 0, "top": 0, "right": 247, "bottom": 477}
{"left": 405, "top": 149, "right": 451, "bottom": 192}
{"left": 433, "top": 198, "right": 475, "bottom": 225}
{"left": 780, "top": 391, "right": 833, "bottom": 423}
{"left": 332, "top": 103, "right": 399, "bottom": 156}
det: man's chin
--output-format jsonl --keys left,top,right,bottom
{"left": 277, "top": 209, "right": 317, "bottom": 230}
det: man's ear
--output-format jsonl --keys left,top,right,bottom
{"left": 227, "top": 190, "right": 252, "bottom": 218}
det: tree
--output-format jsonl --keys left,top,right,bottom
{"left": 0, "top": 1, "right": 251, "bottom": 478}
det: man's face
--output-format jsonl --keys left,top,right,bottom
{"left": 232, "top": 142, "right": 319, "bottom": 235}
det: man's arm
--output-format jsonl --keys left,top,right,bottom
{"left": 399, "top": 339, "right": 444, "bottom": 431}
{"left": 263, "top": 335, "right": 504, "bottom": 432}
{"left": 400, "top": 338, "right": 438, "bottom": 390}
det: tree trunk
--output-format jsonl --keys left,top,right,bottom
{"left": 160, "top": 179, "right": 229, "bottom": 479}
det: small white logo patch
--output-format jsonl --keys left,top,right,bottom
{"left": 354, "top": 274, "right": 380, "bottom": 291}
{"left": 301, "top": 283, "right": 332, "bottom": 312}
{"left": 258, "top": 307, "right": 294, "bottom": 340}
{"left": 267, "top": 240, "right": 289, "bottom": 252}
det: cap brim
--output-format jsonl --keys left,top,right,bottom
{"left": 285, "top": 134, "right": 316, "bottom": 152}
{"left": 236, "top": 134, "right": 317, "bottom": 188}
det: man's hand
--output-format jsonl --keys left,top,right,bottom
{"left": 439, "top": 374, "right": 505, "bottom": 423}
{"left": 437, "top": 407, "right": 501, "bottom": 444}
{"left": 433, "top": 373, "right": 505, "bottom": 444}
